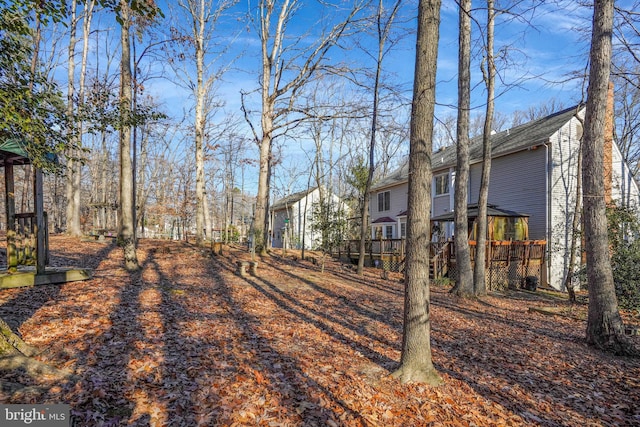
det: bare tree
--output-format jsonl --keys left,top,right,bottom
{"left": 433, "top": 114, "right": 456, "bottom": 150}
{"left": 243, "top": 0, "right": 363, "bottom": 255}
{"left": 98, "top": 0, "right": 163, "bottom": 269}
{"left": 451, "top": 0, "right": 473, "bottom": 297}
{"left": 563, "top": 115, "right": 582, "bottom": 303}
{"left": 301, "top": 80, "right": 355, "bottom": 255}
{"left": 117, "top": 0, "right": 139, "bottom": 270}
{"left": 217, "top": 133, "right": 250, "bottom": 243}
{"left": 131, "top": 33, "right": 172, "bottom": 239}
{"left": 612, "top": 67, "right": 640, "bottom": 179}
{"left": 611, "top": 4, "right": 640, "bottom": 180}
{"left": 133, "top": 96, "right": 169, "bottom": 236}
{"left": 472, "top": 0, "right": 495, "bottom": 296}
{"left": 582, "top": 0, "right": 636, "bottom": 355}
{"left": 354, "top": 0, "right": 403, "bottom": 275}
{"left": 65, "top": 0, "right": 82, "bottom": 236}
{"left": 63, "top": 0, "right": 94, "bottom": 236}
{"left": 171, "top": 0, "right": 237, "bottom": 245}
{"left": 392, "top": 0, "right": 443, "bottom": 386}
{"left": 85, "top": 71, "right": 120, "bottom": 232}
{"left": 142, "top": 125, "right": 187, "bottom": 239}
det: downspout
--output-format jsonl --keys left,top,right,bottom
{"left": 298, "top": 202, "right": 302, "bottom": 249}
{"left": 544, "top": 141, "right": 551, "bottom": 287}
{"left": 449, "top": 167, "right": 455, "bottom": 238}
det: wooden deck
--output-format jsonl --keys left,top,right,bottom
{"left": 338, "top": 239, "right": 547, "bottom": 289}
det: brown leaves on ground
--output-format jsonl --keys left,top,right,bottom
{"left": 0, "top": 236, "right": 639, "bottom": 426}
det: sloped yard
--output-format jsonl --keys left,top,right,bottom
{"left": 0, "top": 236, "right": 638, "bottom": 426}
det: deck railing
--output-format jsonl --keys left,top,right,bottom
{"left": 430, "top": 241, "right": 451, "bottom": 279}
{"left": 338, "top": 238, "right": 546, "bottom": 285}
{"left": 464, "top": 240, "right": 547, "bottom": 265}
{"left": 341, "top": 238, "right": 406, "bottom": 259}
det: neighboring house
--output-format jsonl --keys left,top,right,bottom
{"left": 270, "top": 187, "right": 349, "bottom": 250}
{"left": 369, "top": 104, "right": 640, "bottom": 290}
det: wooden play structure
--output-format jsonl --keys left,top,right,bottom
{"left": 0, "top": 139, "right": 91, "bottom": 288}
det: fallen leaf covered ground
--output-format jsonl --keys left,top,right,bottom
{"left": 0, "top": 236, "right": 639, "bottom": 426}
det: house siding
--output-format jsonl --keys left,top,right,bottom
{"left": 271, "top": 188, "right": 348, "bottom": 249}
{"left": 464, "top": 147, "right": 548, "bottom": 240}
{"left": 548, "top": 118, "right": 582, "bottom": 290}
{"left": 370, "top": 182, "right": 408, "bottom": 238}
{"left": 432, "top": 195, "right": 451, "bottom": 219}
{"left": 271, "top": 208, "right": 292, "bottom": 249}
{"left": 612, "top": 142, "right": 640, "bottom": 209}
{"left": 366, "top": 107, "right": 640, "bottom": 291}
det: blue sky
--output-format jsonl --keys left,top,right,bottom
{"left": 142, "top": 0, "right": 594, "bottom": 195}
{"left": 426, "top": 2, "right": 589, "bottom": 116}
{"left": 196, "top": 1, "right": 591, "bottom": 117}
{"left": 150, "top": 1, "right": 592, "bottom": 120}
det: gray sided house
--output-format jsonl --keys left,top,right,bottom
{"left": 370, "top": 105, "right": 640, "bottom": 290}
{"left": 270, "top": 187, "right": 348, "bottom": 250}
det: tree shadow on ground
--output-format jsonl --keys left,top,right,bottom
{"left": 270, "top": 252, "right": 404, "bottom": 297}
{"left": 4, "top": 240, "right": 638, "bottom": 425}
{"left": 57, "top": 240, "right": 371, "bottom": 425}
{"left": 267, "top": 259, "right": 403, "bottom": 332}
{"left": 211, "top": 257, "right": 373, "bottom": 425}
{"left": 429, "top": 288, "right": 640, "bottom": 426}
{"left": 0, "top": 239, "right": 117, "bottom": 333}
{"left": 239, "top": 268, "right": 397, "bottom": 368}
{"left": 252, "top": 252, "right": 640, "bottom": 426}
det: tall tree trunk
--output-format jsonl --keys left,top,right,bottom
{"left": 65, "top": 0, "right": 82, "bottom": 236}
{"left": 357, "top": 0, "right": 401, "bottom": 276}
{"left": 452, "top": 0, "right": 473, "bottom": 296}
{"left": 100, "top": 132, "right": 108, "bottom": 229}
{"left": 77, "top": 0, "right": 94, "bottom": 228}
{"left": 204, "top": 189, "right": 212, "bottom": 240}
{"left": 250, "top": 0, "right": 358, "bottom": 255}
{"left": 392, "top": 0, "right": 443, "bottom": 386}
{"left": 118, "top": 0, "right": 139, "bottom": 271}
{"left": 136, "top": 127, "right": 149, "bottom": 236}
{"left": 357, "top": 5, "right": 382, "bottom": 276}
{"left": 252, "top": 4, "right": 276, "bottom": 256}
{"left": 194, "top": 0, "right": 207, "bottom": 246}
{"left": 357, "top": 190, "right": 370, "bottom": 274}
{"left": 582, "top": 0, "right": 635, "bottom": 355}
{"left": 254, "top": 107, "right": 273, "bottom": 255}
{"left": 132, "top": 38, "right": 139, "bottom": 240}
{"left": 473, "top": 0, "right": 495, "bottom": 296}
{"left": 357, "top": 1, "right": 384, "bottom": 274}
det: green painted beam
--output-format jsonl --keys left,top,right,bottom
{"left": 0, "top": 268, "right": 92, "bottom": 289}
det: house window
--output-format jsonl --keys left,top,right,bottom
{"left": 435, "top": 174, "right": 449, "bottom": 196}
{"left": 385, "top": 225, "right": 393, "bottom": 239}
{"left": 400, "top": 222, "right": 406, "bottom": 238}
{"left": 378, "top": 191, "right": 390, "bottom": 211}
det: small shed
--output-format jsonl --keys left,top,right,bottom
{"left": 431, "top": 203, "right": 529, "bottom": 241}
{"left": 0, "top": 139, "right": 90, "bottom": 288}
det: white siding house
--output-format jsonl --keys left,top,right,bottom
{"left": 270, "top": 187, "right": 349, "bottom": 250}
{"left": 369, "top": 105, "right": 640, "bottom": 290}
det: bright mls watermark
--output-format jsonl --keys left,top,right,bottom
{"left": 1, "top": 405, "right": 70, "bottom": 426}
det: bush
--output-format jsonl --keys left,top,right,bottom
{"left": 608, "top": 205, "right": 640, "bottom": 311}
{"left": 611, "top": 242, "right": 640, "bottom": 310}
